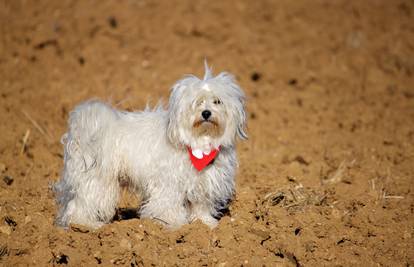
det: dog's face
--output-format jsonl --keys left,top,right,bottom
{"left": 167, "top": 68, "right": 247, "bottom": 150}
{"left": 190, "top": 87, "right": 226, "bottom": 139}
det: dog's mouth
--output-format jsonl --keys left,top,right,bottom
{"left": 192, "top": 118, "right": 222, "bottom": 137}
{"left": 193, "top": 119, "right": 219, "bottom": 128}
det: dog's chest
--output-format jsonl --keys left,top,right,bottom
{"left": 183, "top": 164, "right": 221, "bottom": 202}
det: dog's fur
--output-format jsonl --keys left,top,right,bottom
{"left": 54, "top": 64, "right": 247, "bottom": 229}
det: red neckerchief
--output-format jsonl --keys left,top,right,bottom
{"left": 187, "top": 146, "right": 220, "bottom": 172}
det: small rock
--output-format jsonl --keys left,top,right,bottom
{"left": 288, "top": 78, "right": 298, "bottom": 86}
{"left": 331, "top": 208, "right": 341, "bottom": 219}
{"left": 55, "top": 254, "right": 69, "bottom": 264}
{"left": 78, "top": 56, "right": 85, "bottom": 65}
{"left": 250, "top": 228, "right": 270, "bottom": 239}
{"left": 293, "top": 155, "right": 310, "bottom": 165}
{"left": 3, "top": 176, "right": 13, "bottom": 186}
{"left": 70, "top": 224, "right": 90, "bottom": 233}
{"left": 0, "top": 226, "right": 11, "bottom": 235}
{"left": 134, "top": 233, "right": 144, "bottom": 241}
{"left": 120, "top": 238, "right": 132, "bottom": 250}
{"left": 305, "top": 241, "right": 317, "bottom": 252}
{"left": 108, "top": 16, "right": 117, "bottom": 28}
{"left": 93, "top": 251, "right": 102, "bottom": 263}
{"left": 250, "top": 72, "right": 261, "bottom": 82}
{"left": 0, "top": 163, "right": 6, "bottom": 173}
{"left": 141, "top": 60, "right": 150, "bottom": 68}
{"left": 24, "top": 216, "right": 32, "bottom": 224}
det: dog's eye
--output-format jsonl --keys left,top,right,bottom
{"left": 213, "top": 99, "right": 222, "bottom": 105}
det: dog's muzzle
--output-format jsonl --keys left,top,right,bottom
{"left": 201, "top": 110, "right": 212, "bottom": 120}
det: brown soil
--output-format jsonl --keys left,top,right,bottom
{"left": 1, "top": 0, "right": 413, "bottom": 266}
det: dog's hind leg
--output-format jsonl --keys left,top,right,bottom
{"left": 54, "top": 100, "right": 121, "bottom": 229}
{"left": 54, "top": 145, "right": 121, "bottom": 228}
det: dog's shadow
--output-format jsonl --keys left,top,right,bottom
{"left": 113, "top": 208, "right": 139, "bottom": 221}
{"left": 112, "top": 206, "right": 231, "bottom": 222}
{"left": 213, "top": 206, "right": 230, "bottom": 220}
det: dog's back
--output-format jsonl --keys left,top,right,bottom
{"left": 67, "top": 100, "right": 119, "bottom": 142}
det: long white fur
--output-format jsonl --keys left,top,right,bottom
{"left": 54, "top": 64, "right": 247, "bottom": 229}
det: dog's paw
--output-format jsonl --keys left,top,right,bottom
{"left": 197, "top": 214, "right": 218, "bottom": 228}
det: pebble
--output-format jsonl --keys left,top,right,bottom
{"left": 134, "top": 233, "right": 144, "bottom": 241}
{"left": 403, "top": 232, "right": 411, "bottom": 239}
{"left": 250, "top": 228, "right": 270, "bottom": 239}
{"left": 24, "top": 216, "right": 32, "bottom": 224}
{"left": 0, "top": 225, "right": 11, "bottom": 235}
{"left": 141, "top": 60, "right": 150, "bottom": 68}
{"left": 0, "top": 163, "right": 6, "bottom": 173}
{"left": 3, "top": 175, "right": 13, "bottom": 185}
{"left": 93, "top": 251, "right": 102, "bottom": 259}
{"left": 120, "top": 238, "right": 132, "bottom": 250}
{"left": 70, "top": 224, "right": 90, "bottom": 233}
{"left": 251, "top": 72, "right": 261, "bottom": 82}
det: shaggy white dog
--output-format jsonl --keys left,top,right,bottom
{"left": 54, "top": 64, "right": 247, "bottom": 229}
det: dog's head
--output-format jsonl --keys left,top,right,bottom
{"left": 167, "top": 63, "right": 247, "bottom": 150}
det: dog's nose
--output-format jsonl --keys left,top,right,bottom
{"left": 202, "top": 110, "right": 212, "bottom": 120}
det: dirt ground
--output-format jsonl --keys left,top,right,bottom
{"left": 0, "top": 0, "right": 413, "bottom": 266}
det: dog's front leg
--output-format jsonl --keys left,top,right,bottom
{"left": 190, "top": 202, "right": 218, "bottom": 228}
{"left": 139, "top": 192, "right": 189, "bottom": 229}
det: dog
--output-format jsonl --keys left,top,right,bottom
{"left": 54, "top": 63, "right": 247, "bottom": 229}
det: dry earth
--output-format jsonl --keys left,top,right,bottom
{"left": 0, "top": 0, "right": 413, "bottom": 266}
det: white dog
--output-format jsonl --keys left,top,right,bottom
{"left": 54, "top": 64, "right": 247, "bottom": 229}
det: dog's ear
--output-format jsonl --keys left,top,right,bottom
{"left": 237, "top": 123, "right": 248, "bottom": 140}
{"left": 167, "top": 120, "right": 179, "bottom": 146}
{"left": 215, "top": 71, "right": 248, "bottom": 141}
{"left": 167, "top": 87, "right": 180, "bottom": 146}
{"left": 167, "top": 81, "right": 188, "bottom": 146}
{"left": 236, "top": 97, "right": 248, "bottom": 140}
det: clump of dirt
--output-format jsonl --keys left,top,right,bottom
{"left": 0, "top": 0, "right": 413, "bottom": 266}
{"left": 257, "top": 184, "right": 329, "bottom": 216}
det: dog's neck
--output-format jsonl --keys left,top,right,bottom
{"left": 188, "top": 136, "right": 220, "bottom": 153}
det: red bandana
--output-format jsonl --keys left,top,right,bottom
{"left": 187, "top": 147, "right": 220, "bottom": 172}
